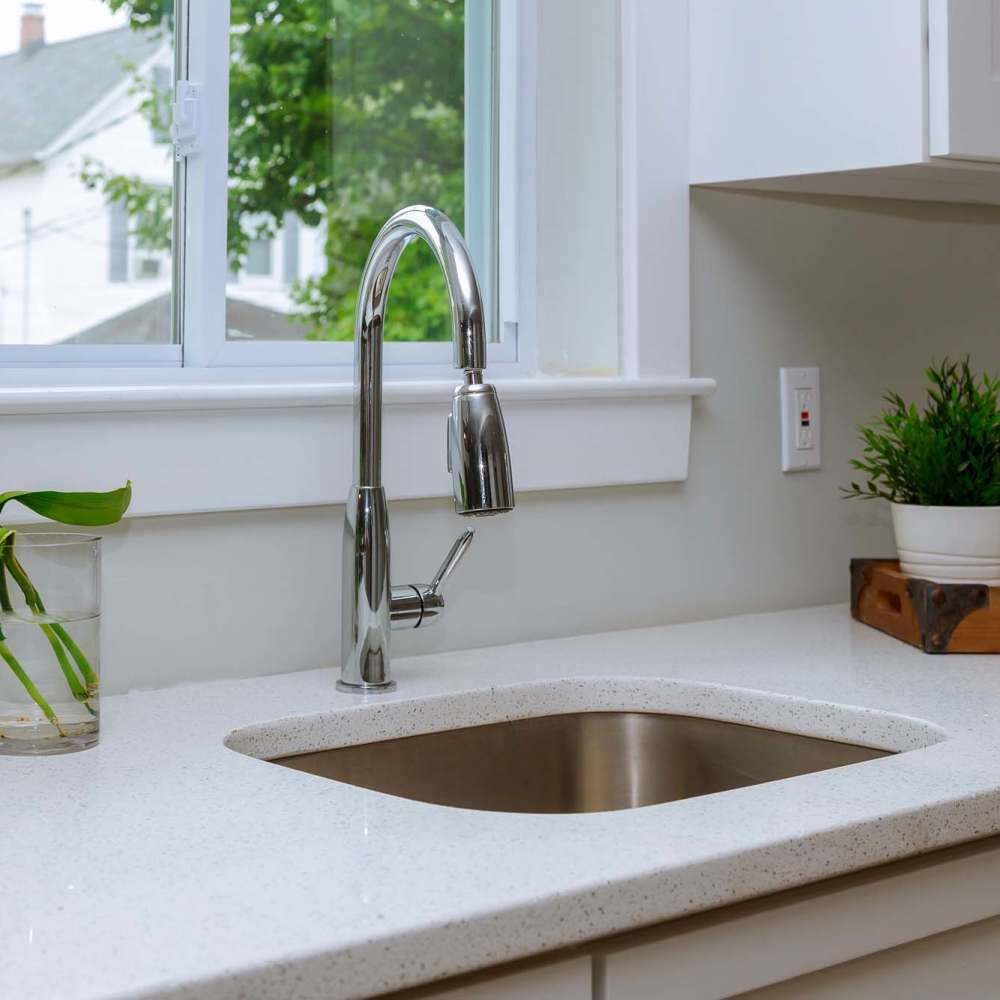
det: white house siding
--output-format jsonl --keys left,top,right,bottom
{"left": 0, "top": 29, "right": 329, "bottom": 348}
{"left": 0, "top": 48, "right": 172, "bottom": 345}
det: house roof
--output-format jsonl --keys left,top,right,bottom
{"left": 63, "top": 293, "right": 305, "bottom": 344}
{"left": 0, "top": 26, "right": 164, "bottom": 169}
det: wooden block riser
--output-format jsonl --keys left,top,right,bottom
{"left": 851, "top": 559, "right": 999, "bottom": 654}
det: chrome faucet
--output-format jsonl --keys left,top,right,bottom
{"left": 338, "top": 205, "right": 515, "bottom": 693}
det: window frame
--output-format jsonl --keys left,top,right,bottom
{"left": 0, "top": 0, "right": 524, "bottom": 374}
{"left": 2, "top": 0, "right": 714, "bottom": 516}
{"left": 177, "top": 0, "right": 522, "bottom": 373}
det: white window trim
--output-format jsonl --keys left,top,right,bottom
{"left": 3, "top": 0, "right": 714, "bottom": 518}
{"left": 2, "top": 376, "right": 715, "bottom": 523}
{"left": 0, "top": 345, "right": 181, "bottom": 367}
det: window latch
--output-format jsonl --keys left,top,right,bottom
{"left": 171, "top": 81, "right": 202, "bottom": 161}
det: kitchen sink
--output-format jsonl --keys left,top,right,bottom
{"left": 269, "top": 711, "right": 890, "bottom": 814}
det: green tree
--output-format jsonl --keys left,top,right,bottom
{"left": 90, "top": 0, "right": 467, "bottom": 341}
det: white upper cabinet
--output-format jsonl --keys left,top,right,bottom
{"left": 691, "top": 0, "right": 1000, "bottom": 203}
{"left": 929, "top": 0, "right": 1000, "bottom": 161}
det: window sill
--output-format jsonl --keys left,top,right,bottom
{"left": 0, "top": 373, "right": 715, "bottom": 414}
{"left": 4, "top": 373, "right": 716, "bottom": 521}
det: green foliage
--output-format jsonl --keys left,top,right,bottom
{"left": 103, "top": 0, "right": 172, "bottom": 27}
{"left": 844, "top": 359, "right": 1000, "bottom": 506}
{"left": 0, "top": 483, "right": 132, "bottom": 526}
{"left": 78, "top": 161, "right": 171, "bottom": 250}
{"left": 93, "top": 0, "right": 466, "bottom": 342}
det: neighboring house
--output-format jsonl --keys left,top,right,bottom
{"left": 0, "top": 4, "right": 320, "bottom": 346}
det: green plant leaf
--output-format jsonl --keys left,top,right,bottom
{"left": 0, "top": 482, "right": 132, "bottom": 526}
{"left": 843, "top": 358, "right": 1000, "bottom": 506}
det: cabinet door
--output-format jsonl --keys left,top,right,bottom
{"left": 418, "top": 956, "right": 592, "bottom": 1000}
{"left": 690, "top": 0, "right": 926, "bottom": 183}
{"left": 736, "top": 914, "right": 1000, "bottom": 999}
{"left": 929, "top": 0, "right": 1000, "bottom": 162}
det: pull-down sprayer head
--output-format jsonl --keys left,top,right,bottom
{"left": 448, "top": 378, "right": 515, "bottom": 516}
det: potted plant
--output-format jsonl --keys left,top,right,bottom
{"left": 845, "top": 358, "right": 1000, "bottom": 585}
{"left": 0, "top": 483, "right": 131, "bottom": 754}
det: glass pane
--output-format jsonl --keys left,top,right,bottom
{"left": 0, "top": 0, "right": 175, "bottom": 346}
{"left": 225, "top": 0, "right": 492, "bottom": 343}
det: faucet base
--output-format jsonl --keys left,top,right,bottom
{"left": 336, "top": 679, "right": 397, "bottom": 695}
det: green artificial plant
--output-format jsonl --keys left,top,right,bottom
{"left": 844, "top": 358, "right": 1000, "bottom": 506}
{"left": 0, "top": 483, "right": 132, "bottom": 734}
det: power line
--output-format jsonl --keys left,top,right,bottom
{"left": 50, "top": 225, "right": 112, "bottom": 249}
{"left": 0, "top": 207, "right": 106, "bottom": 253}
{"left": 0, "top": 206, "right": 105, "bottom": 243}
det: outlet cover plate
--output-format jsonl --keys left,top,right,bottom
{"left": 780, "top": 366, "right": 821, "bottom": 472}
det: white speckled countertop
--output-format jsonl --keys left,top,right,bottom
{"left": 8, "top": 604, "right": 1000, "bottom": 1000}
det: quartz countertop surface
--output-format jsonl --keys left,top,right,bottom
{"left": 8, "top": 604, "right": 1000, "bottom": 999}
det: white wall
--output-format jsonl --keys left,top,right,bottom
{"left": 96, "top": 189, "right": 1000, "bottom": 693}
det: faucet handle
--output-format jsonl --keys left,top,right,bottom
{"left": 430, "top": 529, "right": 474, "bottom": 595}
{"left": 390, "top": 530, "right": 474, "bottom": 630}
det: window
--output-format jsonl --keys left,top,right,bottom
{"left": 242, "top": 238, "right": 273, "bottom": 279}
{"left": 2, "top": 1, "right": 714, "bottom": 518}
{"left": 137, "top": 257, "right": 163, "bottom": 280}
{"left": 108, "top": 202, "right": 130, "bottom": 284}
{"left": 0, "top": 3, "right": 174, "bottom": 353}
{"left": 282, "top": 213, "right": 300, "bottom": 285}
{"left": 0, "top": 0, "right": 513, "bottom": 371}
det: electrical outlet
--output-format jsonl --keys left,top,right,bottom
{"left": 780, "top": 367, "right": 821, "bottom": 472}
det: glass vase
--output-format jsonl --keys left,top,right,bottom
{"left": 0, "top": 533, "right": 101, "bottom": 755}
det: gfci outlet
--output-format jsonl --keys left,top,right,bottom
{"left": 780, "top": 367, "right": 821, "bottom": 472}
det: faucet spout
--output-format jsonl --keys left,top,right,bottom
{"left": 353, "top": 205, "right": 487, "bottom": 487}
{"left": 340, "top": 206, "right": 515, "bottom": 693}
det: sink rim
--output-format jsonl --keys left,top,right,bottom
{"left": 224, "top": 675, "right": 948, "bottom": 764}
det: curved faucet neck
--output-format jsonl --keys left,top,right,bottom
{"left": 353, "top": 205, "right": 487, "bottom": 488}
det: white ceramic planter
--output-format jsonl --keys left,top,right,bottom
{"left": 891, "top": 503, "right": 1000, "bottom": 585}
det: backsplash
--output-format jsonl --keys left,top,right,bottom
{"left": 98, "top": 188, "right": 1000, "bottom": 694}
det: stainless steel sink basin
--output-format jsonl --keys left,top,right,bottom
{"left": 271, "top": 711, "right": 890, "bottom": 814}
